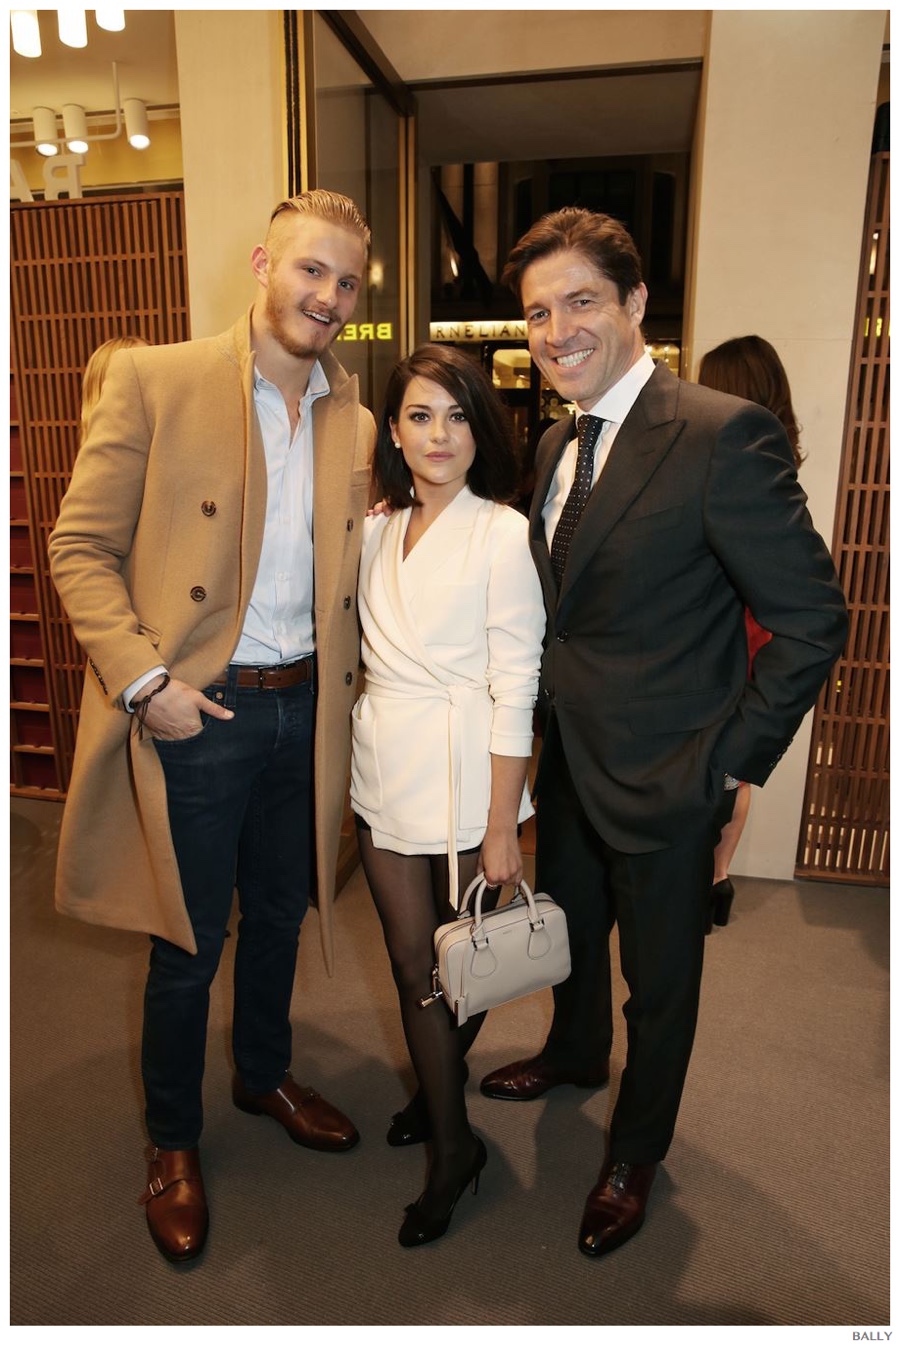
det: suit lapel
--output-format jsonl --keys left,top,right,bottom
{"left": 529, "top": 415, "right": 573, "bottom": 606}
{"left": 557, "top": 364, "right": 684, "bottom": 606}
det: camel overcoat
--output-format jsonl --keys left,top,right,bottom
{"left": 48, "top": 313, "right": 376, "bottom": 974}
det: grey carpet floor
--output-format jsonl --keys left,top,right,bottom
{"left": 8, "top": 798, "right": 890, "bottom": 1332}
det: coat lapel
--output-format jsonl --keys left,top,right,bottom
{"left": 376, "top": 508, "right": 449, "bottom": 682}
{"left": 231, "top": 314, "right": 268, "bottom": 641}
{"left": 312, "top": 351, "right": 361, "bottom": 622}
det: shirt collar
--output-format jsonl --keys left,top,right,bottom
{"left": 253, "top": 358, "right": 331, "bottom": 402}
{"left": 576, "top": 350, "right": 655, "bottom": 425}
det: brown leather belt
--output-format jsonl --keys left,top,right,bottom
{"left": 218, "top": 656, "right": 315, "bottom": 691}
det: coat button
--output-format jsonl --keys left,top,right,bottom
{"left": 343, "top": 595, "right": 352, "bottom": 610}
{"left": 557, "top": 630, "right": 569, "bottom": 642}
{"left": 345, "top": 672, "right": 353, "bottom": 685}
{"left": 201, "top": 500, "right": 217, "bottom": 516}
{"left": 346, "top": 519, "right": 354, "bottom": 531}
{"left": 190, "top": 586, "right": 207, "bottom": 602}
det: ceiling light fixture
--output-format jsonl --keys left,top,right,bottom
{"left": 32, "top": 106, "right": 59, "bottom": 156}
{"left": 95, "top": 7, "right": 125, "bottom": 32}
{"left": 12, "top": 66, "right": 152, "bottom": 158}
{"left": 57, "top": 8, "right": 87, "bottom": 49}
{"left": 63, "top": 103, "right": 90, "bottom": 154}
{"left": 11, "top": 9, "right": 41, "bottom": 58}
{"left": 124, "top": 98, "right": 150, "bottom": 150}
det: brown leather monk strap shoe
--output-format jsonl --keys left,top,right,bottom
{"left": 232, "top": 1072, "right": 360, "bottom": 1151}
{"left": 578, "top": 1160, "right": 657, "bottom": 1258}
{"left": 138, "top": 1145, "right": 209, "bottom": 1263}
{"left": 479, "top": 1054, "right": 609, "bottom": 1101}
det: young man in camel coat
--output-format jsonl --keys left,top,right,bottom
{"left": 49, "top": 190, "right": 376, "bottom": 1263}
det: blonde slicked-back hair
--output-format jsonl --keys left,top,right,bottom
{"left": 80, "top": 334, "right": 149, "bottom": 441}
{"left": 266, "top": 189, "right": 371, "bottom": 262}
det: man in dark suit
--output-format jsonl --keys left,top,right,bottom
{"left": 480, "top": 208, "right": 848, "bottom": 1257}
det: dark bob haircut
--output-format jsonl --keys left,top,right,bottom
{"left": 501, "top": 207, "right": 644, "bottom": 308}
{"left": 375, "top": 344, "right": 520, "bottom": 510}
{"left": 697, "top": 335, "right": 804, "bottom": 467}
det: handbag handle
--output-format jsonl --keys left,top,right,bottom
{"left": 459, "top": 872, "right": 545, "bottom": 934}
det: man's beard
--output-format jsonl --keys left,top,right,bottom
{"left": 266, "top": 284, "right": 339, "bottom": 360}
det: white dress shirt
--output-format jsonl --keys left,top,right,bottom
{"left": 123, "top": 359, "right": 328, "bottom": 706}
{"left": 542, "top": 350, "right": 655, "bottom": 548}
{"left": 232, "top": 362, "right": 327, "bottom": 664}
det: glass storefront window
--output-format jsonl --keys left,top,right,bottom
{"left": 491, "top": 348, "right": 531, "bottom": 389}
{"left": 647, "top": 341, "right": 681, "bottom": 376}
{"left": 312, "top": 13, "right": 402, "bottom": 411}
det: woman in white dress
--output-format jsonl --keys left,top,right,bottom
{"left": 351, "top": 344, "right": 545, "bottom": 1246}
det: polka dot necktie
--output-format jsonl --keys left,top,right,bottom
{"left": 550, "top": 414, "right": 604, "bottom": 587}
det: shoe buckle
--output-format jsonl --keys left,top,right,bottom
{"left": 137, "top": 1172, "right": 166, "bottom": 1205}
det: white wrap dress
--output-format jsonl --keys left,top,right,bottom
{"left": 350, "top": 486, "right": 545, "bottom": 903}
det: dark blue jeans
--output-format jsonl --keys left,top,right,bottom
{"left": 142, "top": 667, "right": 314, "bottom": 1149}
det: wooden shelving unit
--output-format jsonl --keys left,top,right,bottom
{"left": 796, "top": 150, "right": 890, "bottom": 884}
{"left": 10, "top": 372, "right": 64, "bottom": 799}
{"left": 9, "top": 192, "right": 190, "bottom": 800}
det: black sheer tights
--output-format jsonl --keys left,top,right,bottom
{"left": 357, "top": 830, "right": 495, "bottom": 1210}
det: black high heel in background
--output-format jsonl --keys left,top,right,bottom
{"left": 398, "top": 1136, "right": 487, "bottom": 1247}
{"left": 387, "top": 1062, "right": 470, "bottom": 1147}
{"left": 710, "top": 878, "right": 735, "bottom": 927}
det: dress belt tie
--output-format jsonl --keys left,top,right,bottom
{"left": 364, "top": 678, "right": 486, "bottom": 910}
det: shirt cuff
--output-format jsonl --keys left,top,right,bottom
{"left": 123, "top": 665, "right": 168, "bottom": 712}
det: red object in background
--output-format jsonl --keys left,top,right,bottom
{"left": 745, "top": 610, "right": 772, "bottom": 673}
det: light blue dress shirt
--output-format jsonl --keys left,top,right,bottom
{"left": 123, "top": 359, "right": 328, "bottom": 707}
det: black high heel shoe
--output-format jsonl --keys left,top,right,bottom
{"left": 387, "top": 1063, "right": 469, "bottom": 1147}
{"left": 386, "top": 1093, "right": 430, "bottom": 1147}
{"left": 398, "top": 1136, "right": 487, "bottom": 1247}
{"left": 711, "top": 878, "right": 735, "bottom": 927}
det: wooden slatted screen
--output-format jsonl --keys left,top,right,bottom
{"left": 795, "top": 151, "right": 890, "bottom": 883}
{"left": 9, "top": 193, "right": 190, "bottom": 796}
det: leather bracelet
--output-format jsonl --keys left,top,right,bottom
{"left": 133, "top": 673, "right": 171, "bottom": 740}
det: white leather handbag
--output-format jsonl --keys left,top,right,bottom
{"left": 419, "top": 873, "right": 571, "bottom": 1027}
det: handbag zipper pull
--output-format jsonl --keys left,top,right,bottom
{"left": 417, "top": 965, "right": 445, "bottom": 1010}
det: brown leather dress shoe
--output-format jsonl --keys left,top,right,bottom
{"left": 578, "top": 1160, "right": 657, "bottom": 1258}
{"left": 138, "top": 1146, "right": 209, "bottom": 1263}
{"left": 232, "top": 1072, "right": 360, "bottom": 1151}
{"left": 479, "top": 1054, "right": 609, "bottom": 1101}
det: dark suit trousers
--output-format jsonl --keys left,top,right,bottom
{"left": 535, "top": 720, "right": 730, "bottom": 1164}
{"left": 142, "top": 669, "right": 314, "bottom": 1150}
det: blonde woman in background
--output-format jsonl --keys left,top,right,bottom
{"left": 80, "top": 335, "right": 149, "bottom": 440}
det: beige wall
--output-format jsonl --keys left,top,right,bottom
{"left": 686, "top": 10, "right": 885, "bottom": 879}
{"left": 174, "top": 10, "right": 287, "bottom": 338}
